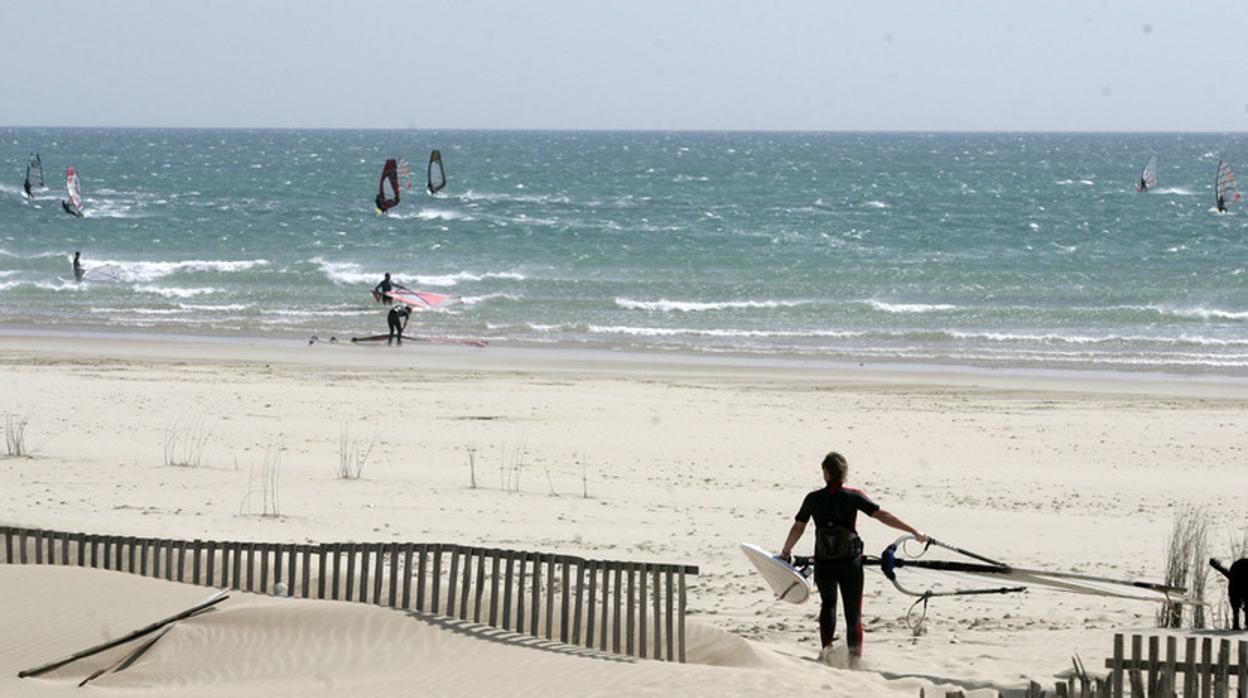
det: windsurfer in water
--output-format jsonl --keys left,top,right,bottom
{"left": 1217, "top": 194, "right": 1227, "bottom": 213}
{"left": 72, "top": 252, "right": 84, "bottom": 282}
{"left": 387, "top": 305, "right": 411, "bottom": 346}
{"left": 373, "top": 273, "right": 408, "bottom": 304}
{"left": 22, "top": 178, "right": 32, "bottom": 199}
{"left": 779, "top": 451, "right": 927, "bottom": 666}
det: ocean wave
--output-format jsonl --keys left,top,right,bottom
{"left": 179, "top": 303, "right": 255, "bottom": 312}
{"left": 461, "top": 292, "right": 521, "bottom": 306}
{"left": 946, "top": 330, "right": 1248, "bottom": 347}
{"left": 313, "top": 257, "right": 524, "bottom": 288}
{"left": 133, "top": 284, "right": 222, "bottom": 299}
{"left": 85, "top": 258, "right": 269, "bottom": 282}
{"left": 862, "top": 300, "right": 957, "bottom": 314}
{"left": 0, "top": 249, "right": 70, "bottom": 259}
{"left": 456, "top": 189, "right": 573, "bottom": 205}
{"left": 584, "top": 325, "right": 863, "bottom": 339}
{"left": 1154, "top": 187, "right": 1195, "bottom": 196}
{"left": 863, "top": 200, "right": 889, "bottom": 209}
{"left": 615, "top": 297, "right": 807, "bottom": 312}
{"left": 1138, "top": 305, "right": 1248, "bottom": 321}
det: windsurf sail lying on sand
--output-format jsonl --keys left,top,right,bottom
{"left": 1135, "top": 155, "right": 1158, "bottom": 192}
{"left": 65, "top": 167, "right": 84, "bottom": 214}
{"left": 376, "top": 159, "right": 401, "bottom": 212}
{"left": 427, "top": 150, "right": 446, "bottom": 194}
{"left": 26, "top": 153, "right": 44, "bottom": 189}
{"left": 1216, "top": 159, "right": 1240, "bottom": 211}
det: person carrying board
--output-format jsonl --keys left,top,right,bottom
{"left": 779, "top": 451, "right": 928, "bottom": 665}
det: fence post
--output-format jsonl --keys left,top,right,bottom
{"left": 638, "top": 563, "right": 648, "bottom": 659}
{"left": 585, "top": 561, "right": 597, "bottom": 649}
{"left": 571, "top": 559, "right": 583, "bottom": 645}
{"left": 373, "top": 543, "right": 385, "bottom": 606}
{"left": 1110, "top": 634, "right": 1125, "bottom": 698}
{"left": 489, "top": 550, "right": 501, "bottom": 628}
{"left": 319, "top": 545, "right": 330, "bottom": 600}
{"left": 516, "top": 553, "right": 528, "bottom": 634}
{"left": 1238, "top": 641, "right": 1247, "bottom": 698}
{"left": 678, "top": 567, "right": 687, "bottom": 663}
{"left": 474, "top": 549, "right": 486, "bottom": 623}
{"left": 1216, "top": 639, "right": 1230, "bottom": 698}
{"left": 431, "top": 544, "right": 444, "bottom": 615}
{"left": 1201, "top": 637, "right": 1213, "bottom": 698}
{"left": 1185, "top": 637, "right": 1198, "bottom": 698}
{"left": 386, "top": 544, "right": 398, "bottom": 607}
{"left": 627, "top": 563, "right": 637, "bottom": 657}
{"left": 461, "top": 548, "right": 475, "bottom": 622}
{"left": 559, "top": 557, "right": 570, "bottom": 643}
{"left": 299, "top": 546, "right": 311, "bottom": 598}
{"left": 652, "top": 565, "right": 662, "bottom": 659}
{"left": 1165, "top": 636, "right": 1177, "bottom": 698}
{"left": 529, "top": 553, "right": 541, "bottom": 637}
{"left": 610, "top": 564, "right": 621, "bottom": 654}
{"left": 1147, "top": 635, "right": 1159, "bottom": 695}
{"left": 347, "top": 543, "right": 359, "bottom": 602}
{"left": 2, "top": 527, "right": 11, "bottom": 563}
{"left": 599, "top": 562, "right": 611, "bottom": 650}
{"left": 331, "top": 543, "right": 343, "bottom": 600}
{"left": 544, "top": 555, "right": 555, "bottom": 639}
{"left": 413, "top": 544, "right": 426, "bottom": 612}
{"left": 447, "top": 546, "right": 460, "bottom": 617}
{"left": 358, "top": 544, "right": 371, "bottom": 604}
{"left": 502, "top": 551, "right": 514, "bottom": 631}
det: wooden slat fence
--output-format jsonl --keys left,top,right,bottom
{"left": 0, "top": 525, "right": 698, "bottom": 663}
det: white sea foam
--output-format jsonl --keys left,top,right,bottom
{"left": 84, "top": 258, "right": 269, "bottom": 282}
{"left": 133, "top": 284, "right": 222, "bottom": 299}
{"left": 413, "top": 271, "right": 526, "bottom": 287}
{"left": 461, "top": 293, "right": 521, "bottom": 306}
{"left": 1139, "top": 305, "right": 1248, "bottom": 321}
{"left": 584, "top": 325, "right": 864, "bottom": 339}
{"left": 1154, "top": 187, "right": 1196, "bottom": 196}
{"left": 615, "top": 298, "right": 806, "bottom": 312}
{"left": 863, "top": 200, "right": 889, "bottom": 209}
{"left": 313, "top": 257, "right": 525, "bottom": 288}
{"left": 179, "top": 303, "right": 255, "bottom": 312}
{"left": 864, "top": 300, "right": 957, "bottom": 314}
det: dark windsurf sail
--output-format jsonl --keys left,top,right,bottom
{"left": 1135, "top": 155, "right": 1157, "bottom": 192}
{"left": 26, "top": 153, "right": 44, "bottom": 190}
{"left": 63, "top": 167, "right": 84, "bottom": 217}
{"left": 1216, "top": 159, "right": 1240, "bottom": 212}
{"left": 427, "top": 150, "right": 446, "bottom": 194}
{"left": 375, "top": 159, "right": 401, "bottom": 213}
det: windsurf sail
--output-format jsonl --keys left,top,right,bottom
{"left": 26, "top": 153, "right": 44, "bottom": 189}
{"left": 386, "top": 288, "right": 458, "bottom": 310}
{"left": 398, "top": 159, "right": 413, "bottom": 191}
{"left": 427, "top": 150, "right": 446, "bottom": 194}
{"left": 1135, "top": 155, "right": 1158, "bottom": 192}
{"left": 796, "top": 535, "right": 1203, "bottom": 630}
{"left": 65, "top": 167, "right": 84, "bottom": 214}
{"left": 1216, "top": 159, "right": 1240, "bottom": 211}
{"left": 375, "top": 159, "right": 400, "bottom": 213}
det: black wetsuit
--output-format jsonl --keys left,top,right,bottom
{"left": 795, "top": 484, "right": 879, "bottom": 656}
{"left": 73, "top": 257, "right": 84, "bottom": 283}
{"left": 1218, "top": 195, "right": 1227, "bottom": 213}
{"left": 375, "top": 278, "right": 394, "bottom": 304}
{"left": 23, "top": 180, "right": 32, "bottom": 199}
{"left": 387, "top": 306, "right": 409, "bottom": 345}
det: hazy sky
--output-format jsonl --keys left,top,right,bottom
{"left": 3, "top": 0, "right": 1246, "bottom": 131}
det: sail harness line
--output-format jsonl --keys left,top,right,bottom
{"left": 798, "top": 535, "right": 1204, "bottom": 631}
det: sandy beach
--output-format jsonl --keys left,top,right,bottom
{"left": 2, "top": 332, "right": 1246, "bottom": 696}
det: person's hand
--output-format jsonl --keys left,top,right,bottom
{"left": 778, "top": 550, "right": 792, "bottom": 564}
{"left": 914, "top": 532, "right": 930, "bottom": 544}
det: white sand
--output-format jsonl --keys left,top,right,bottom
{"left": 1, "top": 333, "right": 1245, "bottom": 695}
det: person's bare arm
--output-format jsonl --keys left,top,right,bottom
{"left": 871, "top": 509, "right": 928, "bottom": 543}
{"left": 779, "top": 520, "right": 806, "bottom": 562}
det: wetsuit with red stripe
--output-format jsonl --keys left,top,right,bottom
{"left": 795, "top": 483, "right": 879, "bottom": 657}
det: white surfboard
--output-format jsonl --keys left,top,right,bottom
{"left": 740, "top": 542, "right": 812, "bottom": 604}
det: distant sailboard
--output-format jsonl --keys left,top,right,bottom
{"left": 427, "top": 150, "right": 446, "bottom": 194}
{"left": 1135, "top": 155, "right": 1157, "bottom": 192}
{"left": 63, "top": 167, "right": 84, "bottom": 217}
{"left": 1216, "top": 159, "right": 1241, "bottom": 213}
{"left": 23, "top": 153, "right": 44, "bottom": 198}
{"left": 375, "top": 159, "right": 401, "bottom": 214}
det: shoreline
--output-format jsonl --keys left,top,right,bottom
{"left": 3, "top": 325, "right": 1247, "bottom": 394}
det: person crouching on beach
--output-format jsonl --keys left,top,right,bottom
{"left": 387, "top": 305, "right": 411, "bottom": 345}
{"left": 779, "top": 451, "right": 928, "bottom": 665}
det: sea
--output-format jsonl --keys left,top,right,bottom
{"left": 2, "top": 128, "right": 1246, "bottom": 375}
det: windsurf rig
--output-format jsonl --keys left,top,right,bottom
{"left": 1136, "top": 155, "right": 1158, "bottom": 192}
{"left": 65, "top": 167, "right": 84, "bottom": 215}
{"left": 1216, "top": 159, "right": 1240, "bottom": 211}
{"left": 427, "top": 149, "right": 446, "bottom": 194}
{"left": 798, "top": 535, "right": 1201, "bottom": 632}
{"left": 376, "top": 159, "right": 401, "bottom": 213}
{"left": 26, "top": 153, "right": 44, "bottom": 190}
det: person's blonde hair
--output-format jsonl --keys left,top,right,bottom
{"left": 821, "top": 451, "right": 848, "bottom": 483}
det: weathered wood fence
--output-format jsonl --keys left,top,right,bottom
{"left": 0, "top": 525, "right": 698, "bottom": 663}
{"left": 1105, "top": 633, "right": 1247, "bottom": 698}
{"left": 922, "top": 633, "right": 1248, "bottom": 698}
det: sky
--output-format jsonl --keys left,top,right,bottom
{"left": 2, "top": 0, "right": 1247, "bottom": 132}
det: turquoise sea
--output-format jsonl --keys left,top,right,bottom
{"left": 2, "top": 128, "right": 1246, "bottom": 373}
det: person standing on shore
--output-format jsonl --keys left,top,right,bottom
{"left": 779, "top": 451, "right": 928, "bottom": 665}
